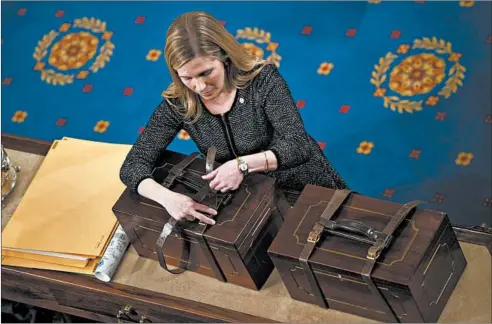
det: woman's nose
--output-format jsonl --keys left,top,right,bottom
{"left": 195, "top": 79, "right": 206, "bottom": 92}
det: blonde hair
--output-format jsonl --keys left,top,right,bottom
{"left": 162, "top": 11, "right": 266, "bottom": 123}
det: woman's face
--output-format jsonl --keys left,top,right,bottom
{"left": 176, "top": 56, "right": 226, "bottom": 101}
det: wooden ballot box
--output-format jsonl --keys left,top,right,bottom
{"left": 113, "top": 149, "right": 289, "bottom": 291}
{"left": 268, "top": 185, "right": 467, "bottom": 322}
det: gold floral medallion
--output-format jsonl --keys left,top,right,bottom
{"left": 388, "top": 53, "right": 446, "bottom": 97}
{"left": 48, "top": 32, "right": 99, "bottom": 71}
{"left": 371, "top": 37, "right": 466, "bottom": 114}
{"left": 235, "top": 27, "right": 282, "bottom": 67}
{"left": 33, "top": 17, "right": 115, "bottom": 86}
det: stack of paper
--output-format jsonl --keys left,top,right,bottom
{"left": 1, "top": 137, "right": 132, "bottom": 275}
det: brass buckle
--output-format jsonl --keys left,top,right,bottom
{"left": 367, "top": 246, "right": 381, "bottom": 260}
{"left": 307, "top": 223, "right": 324, "bottom": 243}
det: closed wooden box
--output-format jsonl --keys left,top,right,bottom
{"left": 267, "top": 185, "right": 467, "bottom": 322}
{"left": 113, "top": 150, "right": 288, "bottom": 291}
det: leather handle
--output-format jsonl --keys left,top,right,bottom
{"left": 161, "top": 152, "right": 202, "bottom": 188}
{"left": 325, "top": 219, "right": 389, "bottom": 246}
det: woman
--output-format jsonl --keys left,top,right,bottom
{"left": 119, "top": 11, "right": 348, "bottom": 225}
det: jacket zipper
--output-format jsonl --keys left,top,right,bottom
{"left": 220, "top": 114, "right": 238, "bottom": 158}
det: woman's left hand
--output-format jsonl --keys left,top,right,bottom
{"left": 201, "top": 160, "right": 243, "bottom": 192}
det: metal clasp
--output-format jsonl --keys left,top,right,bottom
{"left": 367, "top": 246, "right": 382, "bottom": 260}
{"left": 221, "top": 193, "right": 233, "bottom": 206}
{"left": 117, "top": 305, "right": 138, "bottom": 323}
{"left": 307, "top": 222, "right": 324, "bottom": 243}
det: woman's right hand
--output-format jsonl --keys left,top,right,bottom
{"left": 162, "top": 192, "right": 217, "bottom": 225}
{"left": 137, "top": 178, "right": 217, "bottom": 225}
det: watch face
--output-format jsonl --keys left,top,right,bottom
{"left": 240, "top": 163, "right": 248, "bottom": 171}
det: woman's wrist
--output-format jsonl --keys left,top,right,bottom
{"left": 138, "top": 178, "right": 176, "bottom": 209}
{"left": 240, "top": 150, "right": 277, "bottom": 174}
{"left": 157, "top": 186, "right": 178, "bottom": 209}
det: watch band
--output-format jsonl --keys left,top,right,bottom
{"left": 236, "top": 157, "right": 248, "bottom": 176}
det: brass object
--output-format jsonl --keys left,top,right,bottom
{"left": 367, "top": 246, "right": 382, "bottom": 260}
{"left": 116, "top": 305, "right": 152, "bottom": 323}
{"left": 307, "top": 222, "right": 324, "bottom": 244}
{"left": 1, "top": 145, "right": 20, "bottom": 209}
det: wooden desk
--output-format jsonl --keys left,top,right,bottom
{"left": 2, "top": 137, "right": 491, "bottom": 323}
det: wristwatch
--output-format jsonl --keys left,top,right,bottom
{"left": 236, "top": 157, "right": 249, "bottom": 176}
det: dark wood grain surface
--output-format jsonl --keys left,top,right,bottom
{"left": 2, "top": 133, "right": 52, "bottom": 156}
{"left": 1, "top": 266, "right": 275, "bottom": 323}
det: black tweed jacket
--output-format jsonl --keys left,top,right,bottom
{"left": 119, "top": 64, "right": 348, "bottom": 194}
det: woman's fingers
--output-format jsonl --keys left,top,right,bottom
{"left": 184, "top": 215, "right": 195, "bottom": 222}
{"left": 202, "top": 169, "right": 218, "bottom": 180}
{"left": 193, "top": 203, "right": 217, "bottom": 216}
{"left": 190, "top": 210, "right": 215, "bottom": 225}
{"left": 214, "top": 182, "right": 228, "bottom": 192}
{"left": 209, "top": 178, "right": 220, "bottom": 190}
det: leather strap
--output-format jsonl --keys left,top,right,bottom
{"left": 298, "top": 189, "right": 355, "bottom": 308}
{"left": 156, "top": 148, "right": 226, "bottom": 282}
{"left": 157, "top": 151, "right": 202, "bottom": 274}
{"left": 193, "top": 222, "right": 227, "bottom": 282}
{"left": 205, "top": 147, "right": 216, "bottom": 175}
{"left": 361, "top": 200, "right": 426, "bottom": 323}
{"left": 365, "top": 200, "right": 426, "bottom": 261}
{"left": 319, "top": 189, "right": 355, "bottom": 227}
{"left": 192, "top": 147, "right": 226, "bottom": 282}
{"left": 192, "top": 147, "right": 216, "bottom": 203}
{"left": 193, "top": 180, "right": 211, "bottom": 202}
{"left": 162, "top": 152, "right": 202, "bottom": 188}
{"left": 361, "top": 259, "right": 395, "bottom": 322}
{"left": 162, "top": 148, "right": 230, "bottom": 209}
{"left": 156, "top": 218, "right": 186, "bottom": 274}
{"left": 156, "top": 197, "right": 227, "bottom": 282}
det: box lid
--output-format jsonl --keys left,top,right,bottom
{"left": 113, "top": 150, "right": 277, "bottom": 258}
{"left": 268, "top": 184, "right": 447, "bottom": 285}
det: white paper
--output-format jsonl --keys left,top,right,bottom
{"left": 94, "top": 225, "right": 130, "bottom": 282}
